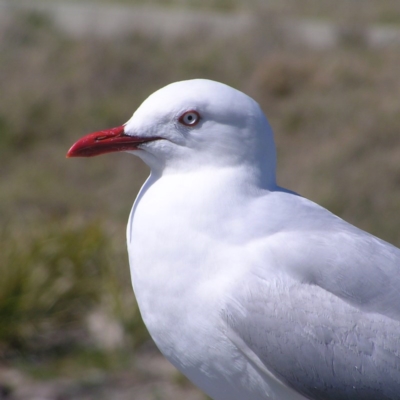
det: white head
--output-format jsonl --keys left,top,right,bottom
{"left": 67, "top": 79, "right": 277, "bottom": 187}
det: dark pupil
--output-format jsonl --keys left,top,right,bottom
{"left": 188, "top": 115, "right": 193, "bottom": 121}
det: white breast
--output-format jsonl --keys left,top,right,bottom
{"left": 126, "top": 170, "right": 307, "bottom": 400}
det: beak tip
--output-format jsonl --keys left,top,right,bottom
{"left": 66, "top": 146, "right": 77, "bottom": 158}
{"left": 67, "top": 125, "right": 145, "bottom": 158}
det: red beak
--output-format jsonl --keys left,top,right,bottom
{"left": 66, "top": 125, "right": 160, "bottom": 157}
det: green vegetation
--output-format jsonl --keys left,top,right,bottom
{"left": 1, "top": 2, "right": 400, "bottom": 398}
{"left": 0, "top": 221, "right": 108, "bottom": 352}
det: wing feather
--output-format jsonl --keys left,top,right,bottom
{"left": 224, "top": 277, "right": 400, "bottom": 400}
{"left": 223, "top": 192, "right": 400, "bottom": 399}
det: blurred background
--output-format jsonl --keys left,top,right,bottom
{"left": 1, "top": 0, "right": 400, "bottom": 399}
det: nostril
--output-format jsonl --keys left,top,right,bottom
{"left": 95, "top": 135, "right": 108, "bottom": 141}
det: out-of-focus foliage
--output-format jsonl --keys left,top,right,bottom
{"left": 0, "top": 222, "right": 109, "bottom": 353}
{"left": 0, "top": 219, "right": 148, "bottom": 357}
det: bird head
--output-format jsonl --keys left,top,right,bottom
{"left": 67, "top": 79, "right": 277, "bottom": 185}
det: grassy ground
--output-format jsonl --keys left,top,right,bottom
{"left": 1, "top": 2, "right": 400, "bottom": 399}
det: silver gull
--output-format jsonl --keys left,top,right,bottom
{"left": 67, "top": 79, "right": 400, "bottom": 400}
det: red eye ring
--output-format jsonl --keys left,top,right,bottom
{"left": 179, "top": 110, "right": 200, "bottom": 127}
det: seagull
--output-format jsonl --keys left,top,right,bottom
{"left": 67, "top": 79, "right": 400, "bottom": 400}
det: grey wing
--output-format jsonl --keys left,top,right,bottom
{"left": 264, "top": 192, "right": 400, "bottom": 322}
{"left": 279, "top": 226, "right": 400, "bottom": 322}
{"left": 223, "top": 277, "right": 400, "bottom": 400}
{"left": 252, "top": 192, "right": 400, "bottom": 322}
{"left": 222, "top": 195, "right": 400, "bottom": 400}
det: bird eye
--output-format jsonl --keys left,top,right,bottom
{"left": 179, "top": 111, "right": 200, "bottom": 127}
